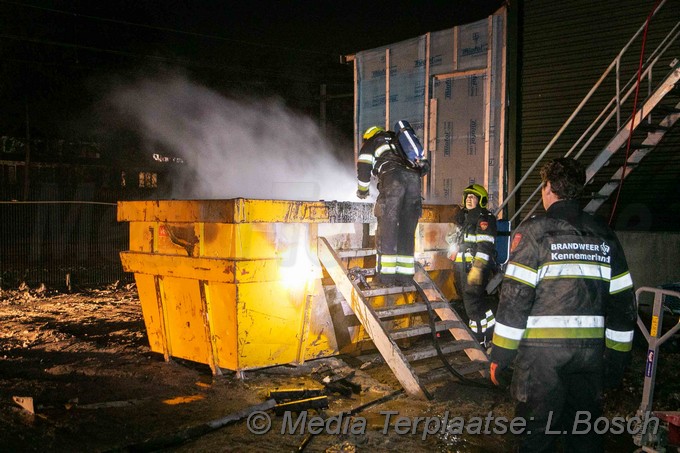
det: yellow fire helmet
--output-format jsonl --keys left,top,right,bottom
{"left": 463, "top": 183, "right": 489, "bottom": 209}
{"left": 362, "top": 126, "right": 384, "bottom": 140}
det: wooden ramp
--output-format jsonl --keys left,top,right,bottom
{"left": 317, "top": 237, "right": 489, "bottom": 400}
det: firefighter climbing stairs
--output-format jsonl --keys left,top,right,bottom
{"left": 583, "top": 61, "right": 680, "bottom": 214}
{"left": 317, "top": 237, "right": 488, "bottom": 400}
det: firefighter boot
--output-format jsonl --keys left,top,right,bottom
{"left": 372, "top": 274, "right": 396, "bottom": 288}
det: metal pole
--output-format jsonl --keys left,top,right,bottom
{"left": 23, "top": 102, "right": 31, "bottom": 201}
{"left": 636, "top": 287, "right": 680, "bottom": 415}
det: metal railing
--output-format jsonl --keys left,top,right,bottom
{"left": 497, "top": 0, "right": 679, "bottom": 224}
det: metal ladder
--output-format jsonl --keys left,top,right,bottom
{"left": 496, "top": 1, "right": 679, "bottom": 223}
{"left": 317, "top": 237, "right": 488, "bottom": 400}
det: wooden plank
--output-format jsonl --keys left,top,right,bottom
{"left": 341, "top": 301, "right": 451, "bottom": 323}
{"left": 362, "top": 286, "right": 417, "bottom": 297}
{"left": 390, "top": 320, "right": 465, "bottom": 341}
{"left": 433, "top": 68, "right": 487, "bottom": 80}
{"left": 357, "top": 340, "right": 477, "bottom": 365}
{"left": 375, "top": 301, "right": 449, "bottom": 318}
{"left": 421, "top": 287, "right": 446, "bottom": 303}
{"left": 454, "top": 360, "right": 490, "bottom": 376}
{"left": 334, "top": 300, "right": 449, "bottom": 325}
{"left": 414, "top": 265, "right": 489, "bottom": 366}
{"left": 317, "top": 237, "right": 428, "bottom": 400}
{"left": 419, "top": 360, "right": 489, "bottom": 383}
{"left": 404, "top": 340, "right": 478, "bottom": 362}
{"left": 337, "top": 248, "right": 376, "bottom": 258}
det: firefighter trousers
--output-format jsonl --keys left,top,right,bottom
{"left": 511, "top": 343, "right": 605, "bottom": 452}
{"left": 374, "top": 168, "right": 422, "bottom": 277}
{"left": 455, "top": 262, "right": 494, "bottom": 341}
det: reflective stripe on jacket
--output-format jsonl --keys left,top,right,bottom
{"left": 492, "top": 200, "right": 636, "bottom": 355}
{"left": 454, "top": 207, "right": 497, "bottom": 270}
{"left": 357, "top": 131, "right": 412, "bottom": 191}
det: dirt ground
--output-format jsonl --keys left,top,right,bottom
{"left": 0, "top": 284, "right": 678, "bottom": 452}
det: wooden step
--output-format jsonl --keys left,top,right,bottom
{"left": 419, "top": 287, "right": 447, "bottom": 303}
{"left": 403, "top": 340, "right": 479, "bottom": 362}
{"left": 456, "top": 360, "right": 493, "bottom": 376}
{"left": 337, "top": 248, "right": 376, "bottom": 258}
{"left": 419, "top": 360, "right": 489, "bottom": 382}
{"left": 343, "top": 301, "right": 451, "bottom": 325}
{"left": 389, "top": 320, "right": 465, "bottom": 341}
{"left": 374, "top": 301, "right": 449, "bottom": 318}
{"left": 362, "top": 285, "right": 417, "bottom": 297}
{"left": 318, "top": 237, "right": 488, "bottom": 399}
{"left": 357, "top": 339, "right": 478, "bottom": 366}
{"left": 318, "top": 237, "right": 430, "bottom": 400}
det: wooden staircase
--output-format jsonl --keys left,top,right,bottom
{"left": 317, "top": 237, "right": 488, "bottom": 400}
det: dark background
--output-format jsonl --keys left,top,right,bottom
{"left": 0, "top": 0, "right": 506, "bottom": 141}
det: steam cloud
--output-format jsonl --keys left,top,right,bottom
{"left": 106, "top": 75, "right": 357, "bottom": 201}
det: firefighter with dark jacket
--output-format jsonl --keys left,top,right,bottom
{"left": 356, "top": 122, "right": 430, "bottom": 286}
{"left": 447, "top": 184, "right": 497, "bottom": 344}
{"left": 488, "top": 157, "right": 636, "bottom": 453}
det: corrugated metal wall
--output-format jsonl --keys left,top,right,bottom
{"left": 516, "top": 0, "right": 680, "bottom": 230}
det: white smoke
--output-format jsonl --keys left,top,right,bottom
{"left": 106, "top": 74, "right": 357, "bottom": 201}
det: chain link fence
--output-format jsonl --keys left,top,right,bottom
{"left": 0, "top": 200, "right": 131, "bottom": 289}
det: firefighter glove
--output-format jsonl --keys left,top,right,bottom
{"left": 467, "top": 264, "right": 483, "bottom": 286}
{"left": 490, "top": 362, "right": 512, "bottom": 388}
{"left": 446, "top": 244, "right": 458, "bottom": 261}
{"left": 604, "top": 348, "right": 630, "bottom": 390}
{"left": 417, "top": 159, "right": 431, "bottom": 176}
{"left": 356, "top": 189, "right": 369, "bottom": 199}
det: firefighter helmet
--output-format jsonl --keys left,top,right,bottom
{"left": 463, "top": 184, "right": 489, "bottom": 209}
{"left": 362, "top": 126, "right": 384, "bottom": 140}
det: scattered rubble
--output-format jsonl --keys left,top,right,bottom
{"left": 0, "top": 286, "right": 678, "bottom": 451}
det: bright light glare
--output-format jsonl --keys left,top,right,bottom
{"left": 279, "top": 228, "right": 321, "bottom": 290}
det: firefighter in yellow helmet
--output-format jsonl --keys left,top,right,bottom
{"left": 447, "top": 183, "right": 497, "bottom": 345}
{"left": 356, "top": 122, "right": 430, "bottom": 286}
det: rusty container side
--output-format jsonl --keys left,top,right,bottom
{"left": 118, "top": 199, "right": 460, "bottom": 372}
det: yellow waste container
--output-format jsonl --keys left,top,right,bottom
{"left": 118, "top": 198, "right": 458, "bottom": 373}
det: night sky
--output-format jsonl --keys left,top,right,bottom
{"left": 0, "top": 0, "right": 506, "bottom": 139}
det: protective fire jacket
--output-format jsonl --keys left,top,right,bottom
{"left": 453, "top": 207, "right": 497, "bottom": 270}
{"left": 490, "top": 200, "right": 636, "bottom": 365}
{"left": 357, "top": 131, "right": 412, "bottom": 193}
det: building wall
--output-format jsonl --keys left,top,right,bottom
{"left": 353, "top": 9, "right": 507, "bottom": 209}
{"left": 618, "top": 231, "right": 680, "bottom": 289}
